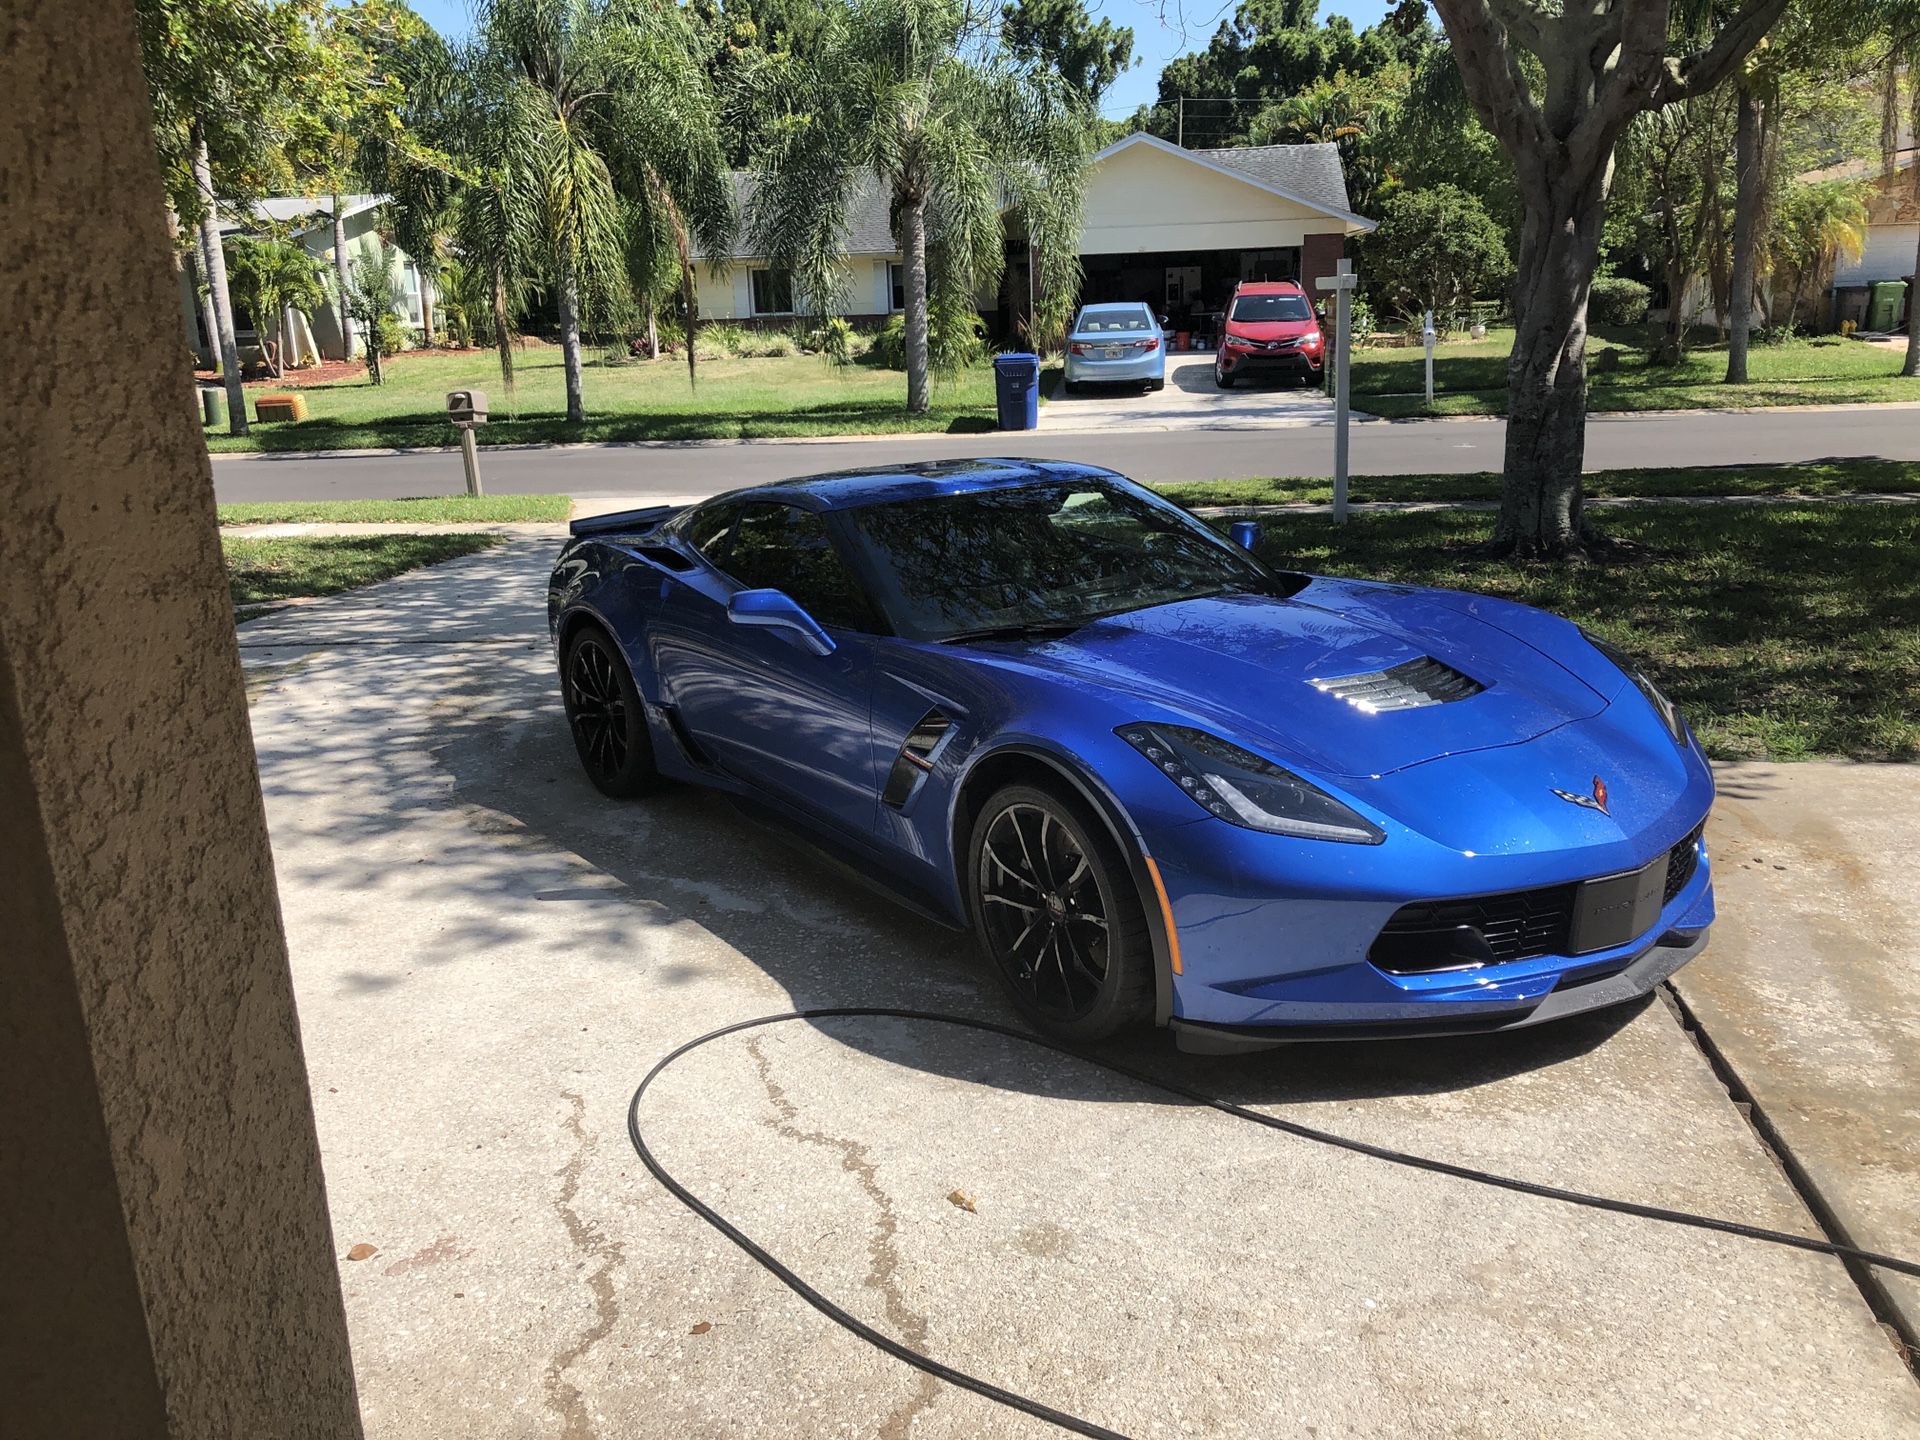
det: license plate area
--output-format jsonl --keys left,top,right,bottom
{"left": 1568, "top": 855, "right": 1669, "bottom": 954}
{"left": 1101, "top": 345, "right": 1125, "bottom": 358}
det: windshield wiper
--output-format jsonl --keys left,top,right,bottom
{"left": 938, "top": 619, "right": 1090, "bottom": 645}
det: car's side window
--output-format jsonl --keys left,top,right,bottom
{"left": 678, "top": 501, "right": 744, "bottom": 568}
{"left": 721, "top": 503, "right": 885, "bottom": 633}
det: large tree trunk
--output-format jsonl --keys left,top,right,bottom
{"left": 182, "top": 243, "right": 216, "bottom": 369}
{"left": 901, "top": 190, "right": 931, "bottom": 414}
{"left": 557, "top": 272, "right": 585, "bottom": 423}
{"left": 168, "top": 209, "right": 213, "bottom": 367}
{"left": 1724, "top": 83, "right": 1763, "bottom": 383}
{"left": 191, "top": 125, "right": 247, "bottom": 436}
{"left": 330, "top": 194, "right": 356, "bottom": 361}
{"left": 1494, "top": 169, "right": 1609, "bottom": 558}
{"left": 418, "top": 271, "right": 436, "bottom": 348}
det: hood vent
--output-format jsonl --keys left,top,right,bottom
{"left": 1311, "top": 656, "right": 1484, "bottom": 713}
{"left": 882, "top": 710, "right": 952, "bottom": 810}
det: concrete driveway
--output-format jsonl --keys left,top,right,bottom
{"left": 1039, "top": 352, "right": 1356, "bottom": 433}
{"left": 239, "top": 540, "right": 1920, "bottom": 1438}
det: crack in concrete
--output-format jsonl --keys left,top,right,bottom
{"left": 746, "top": 1037, "right": 941, "bottom": 1438}
{"left": 543, "top": 1091, "right": 626, "bottom": 1440}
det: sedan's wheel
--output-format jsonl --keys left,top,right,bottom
{"left": 969, "top": 784, "right": 1153, "bottom": 1041}
{"left": 562, "top": 625, "right": 659, "bottom": 798}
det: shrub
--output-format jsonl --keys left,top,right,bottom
{"left": 1589, "top": 277, "right": 1651, "bottom": 327}
{"left": 1348, "top": 294, "right": 1375, "bottom": 346}
{"left": 870, "top": 308, "right": 987, "bottom": 370}
{"left": 698, "top": 322, "right": 745, "bottom": 357}
{"left": 760, "top": 333, "right": 796, "bottom": 358}
{"left": 1368, "top": 185, "right": 1512, "bottom": 326}
{"left": 817, "top": 316, "right": 855, "bottom": 366}
{"left": 375, "top": 312, "right": 410, "bottom": 358}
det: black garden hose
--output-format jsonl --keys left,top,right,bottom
{"left": 628, "top": 1008, "right": 1920, "bottom": 1440}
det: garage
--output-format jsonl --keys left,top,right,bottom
{"left": 1067, "top": 133, "right": 1376, "bottom": 342}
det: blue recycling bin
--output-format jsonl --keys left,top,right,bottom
{"left": 993, "top": 351, "right": 1040, "bottom": 431}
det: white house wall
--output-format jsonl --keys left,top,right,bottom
{"left": 695, "top": 257, "right": 899, "bottom": 320}
{"left": 1080, "top": 143, "right": 1338, "bottom": 255}
{"left": 1836, "top": 224, "right": 1919, "bottom": 287}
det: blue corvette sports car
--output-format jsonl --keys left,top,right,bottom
{"left": 548, "top": 460, "right": 1714, "bottom": 1051}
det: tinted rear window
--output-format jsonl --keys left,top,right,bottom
{"left": 1230, "top": 293, "right": 1312, "bottom": 322}
{"left": 1076, "top": 308, "right": 1152, "bottom": 333}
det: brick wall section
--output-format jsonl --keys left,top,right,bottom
{"left": 1301, "top": 231, "right": 1348, "bottom": 303}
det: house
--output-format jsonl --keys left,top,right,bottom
{"left": 692, "top": 134, "right": 1374, "bottom": 335}
{"left": 1807, "top": 146, "right": 1916, "bottom": 332}
{"left": 178, "top": 194, "right": 429, "bottom": 367}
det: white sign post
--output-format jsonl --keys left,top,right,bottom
{"left": 1423, "top": 309, "right": 1437, "bottom": 406}
{"left": 446, "top": 389, "right": 489, "bottom": 497}
{"left": 1314, "top": 258, "right": 1359, "bottom": 524}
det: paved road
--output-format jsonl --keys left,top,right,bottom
{"left": 212, "top": 404, "right": 1920, "bottom": 504}
{"left": 234, "top": 542, "right": 1920, "bottom": 1439}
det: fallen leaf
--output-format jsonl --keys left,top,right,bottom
{"left": 690, "top": 1321, "right": 712, "bottom": 1335}
{"left": 346, "top": 1243, "right": 378, "bottom": 1261}
{"left": 947, "top": 1189, "right": 977, "bottom": 1214}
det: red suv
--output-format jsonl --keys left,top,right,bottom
{"left": 1215, "top": 280, "right": 1324, "bottom": 389}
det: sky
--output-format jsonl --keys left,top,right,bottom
{"left": 402, "top": 0, "right": 1397, "bottom": 121}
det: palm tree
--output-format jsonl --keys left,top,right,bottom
{"left": 1770, "top": 180, "right": 1869, "bottom": 328}
{"left": 225, "top": 235, "right": 328, "bottom": 376}
{"left": 743, "top": 0, "right": 1090, "bottom": 413}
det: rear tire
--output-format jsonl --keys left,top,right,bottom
{"left": 1062, "top": 379, "right": 1079, "bottom": 396}
{"left": 1148, "top": 377, "right": 1165, "bottom": 392}
{"left": 562, "top": 624, "right": 660, "bottom": 799}
{"left": 967, "top": 783, "right": 1154, "bottom": 1043}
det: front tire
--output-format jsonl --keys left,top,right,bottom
{"left": 967, "top": 783, "right": 1154, "bottom": 1042}
{"left": 1214, "top": 367, "right": 1235, "bottom": 390}
{"left": 562, "top": 624, "right": 660, "bottom": 799}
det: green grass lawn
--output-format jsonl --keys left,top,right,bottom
{"left": 1238, "top": 502, "right": 1919, "bottom": 762}
{"left": 1156, "top": 460, "right": 1920, "bottom": 509}
{"left": 225, "top": 533, "right": 502, "bottom": 607}
{"left": 205, "top": 348, "right": 998, "bottom": 453}
{"left": 1351, "top": 327, "right": 1918, "bottom": 419}
{"left": 218, "top": 494, "right": 572, "bottom": 525}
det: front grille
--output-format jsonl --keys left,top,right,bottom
{"left": 1664, "top": 822, "right": 1705, "bottom": 903}
{"left": 1371, "top": 822, "right": 1708, "bottom": 976}
{"left": 1312, "top": 656, "right": 1485, "bottom": 713}
{"left": 1370, "top": 884, "right": 1579, "bottom": 972}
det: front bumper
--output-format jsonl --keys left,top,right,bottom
{"left": 1152, "top": 810, "right": 1715, "bottom": 1041}
{"left": 1066, "top": 351, "right": 1164, "bottom": 384}
{"left": 1171, "top": 923, "right": 1710, "bottom": 1052}
{"left": 1220, "top": 347, "right": 1321, "bottom": 379}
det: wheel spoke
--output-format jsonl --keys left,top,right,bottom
{"left": 1009, "top": 808, "right": 1043, "bottom": 889}
{"left": 984, "top": 893, "right": 1039, "bottom": 913}
{"left": 983, "top": 837, "right": 1041, "bottom": 892}
{"left": 1034, "top": 810, "right": 1059, "bottom": 889}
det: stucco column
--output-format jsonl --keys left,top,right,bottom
{"left": 0, "top": 2, "right": 363, "bottom": 1436}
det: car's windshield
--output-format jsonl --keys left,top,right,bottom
{"left": 1230, "top": 293, "right": 1312, "bottom": 323}
{"left": 1075, "top": 307, "right": 1152, "bottom": 333}
{"left": 840, "top": 480, "right": 1286, "bottom": 642}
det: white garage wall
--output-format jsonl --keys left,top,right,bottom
{"left": 1081, "top": 142, "right": 1338, "bottom": 255}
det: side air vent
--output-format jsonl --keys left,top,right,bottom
{"left": 882, "top": 711, "right": 953, "bottom": 810}
{"left": 1311, "top": 656, "right": 1484, "bottom": 713}
{"left": 636, "top": 545, "right": 694, "bottom": 572}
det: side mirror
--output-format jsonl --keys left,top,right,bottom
{"left": 727, "top": 588, "right": 835, "bottom": 656}
{"left": 1229, "top": 520, "right": 1263, "bottom": 551}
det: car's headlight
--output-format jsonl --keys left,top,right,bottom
{"left": 1585, "top": 632, "right": 1687, "bottom": 745}
{"left": 1116, "top": 723, "right": 1385, "bottom": 844}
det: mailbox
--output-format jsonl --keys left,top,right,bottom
{"left": 446, "top": 388, "right": 489, "bottom": 425}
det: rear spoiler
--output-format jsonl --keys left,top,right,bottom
{"left": 568, "top": 504, "right": 680, "bottom": 538}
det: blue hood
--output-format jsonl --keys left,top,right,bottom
{"left": 960, "top": 579, "right": 1611, "bottom": 780}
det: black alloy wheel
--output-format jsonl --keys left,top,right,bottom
{"left": 969, "top": 784, "right": 1152, "bottom": 1041}
{"left": 562, "top": 626, "right": 658, "bottom": 798}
